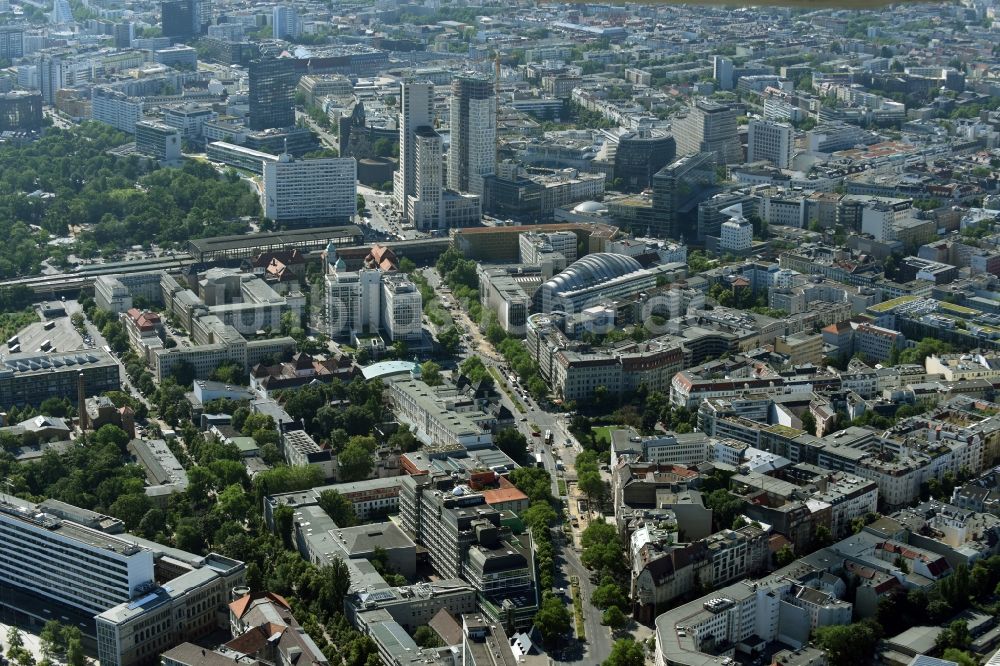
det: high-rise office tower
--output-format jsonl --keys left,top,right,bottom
{"left": 410, "top": 125, "right": 443, "bottom": 229}
{"left": 747, "top": 118, "right": 794, "bottom": 169}
{"left": 0, "top": 25, "right": 24, "bottom": 59}
{"left": 713, "top": 56, "right": 734, "bottom": 90}
{"left": 37, "top": 54, "right": 62, "bottom": 105}
{"left": 190, "top": 0, "right": 210, "bottom": 34}
{"left": 161, "top": 0, "right": 194, "bottom": 39}
{"left": 272, "top": 5, "right": 300, "bottom": 40}
{"left": 447, "top": 74, "right": 495, "bottom": 197}
{"left": 50, "top": 0, "right": 73, "bottom": 24}
{"left": 673, "top": 99, "right": 742, "bottom": 166}
{"left": 113, "top": 21, "right": 133, "bottom": 48}
{"left": 393, "top": 80, "right": 434, "bottom": 223}
{"left": 248, "top": 57, "right": 296, "bottom": 131}
{"left": 650, "top": 152, "right": 717, "bottom": 240}
{"left": 613, "top": 130, "right": 676, "bottom": 192}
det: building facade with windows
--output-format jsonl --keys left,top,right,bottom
{"left": 262, "top": 154, "right": 357, "bottom": 225}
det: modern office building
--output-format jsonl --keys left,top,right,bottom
{"left": 271, "top": 4, "right": 300, "bottom": 40}
{"left": 447, "top": 74, "right": 496, "bottom": 197}
{"left": 0, "top": 349, "right": 120, "bottom": 406}
{"left": 206, "top": 141, "right": 279, "bottom": 174}
{"left": 0, "top": 494, "right": 246, "bottom": 666}
{"left": 262, "top": 154, "right": 357, "bottom": 225}
{"left": 248, "top": 57, "right": 296, "bottom": 131}
{"left": 720, "top": 207, "right": 754, "bottom": 254}
{"left": 673, "top": 99, "right": 741, "bottom": 165}
{"left": 409, "top": 125, "right": 444, "bottom": 229}
{"left": 519, "top": 230, "right": 578, "bottom": 266}
{"left": 386, "top": 376, "right": 496, "bottom": 450}
{"left": 747, "top": 119, "right": 794, "bottom": 169}
{"left": 134, "top": 120, "right": 182, "bottom": 162}
{"left": 0, "top": 25, "right": 24, "bottom": 59}
{"left": 0, "top": 493, "right": 155, "bottom": 616}
{"left": 160, "top": 0, "right": 194, "bottom": 39}
{"left": 393, "top": 80, "right": 434, "bottom": 223}
{"left": 153, "top": 45, "right": 197, "bottom": 69}
{"left": 531, "top": 252, "right": 685, "bottom": 314}
{"left": 650, "top": 152, "right": 718, "bottom": 239}
{"left": 614, "top": 130, "right": 676, "bottom": 192}
{"left": 398, "top": 473, "right": 537, "bottom": 629}
{"left": 713, "top": 55, "right": 734, "bottom": 90}
{"left": 0, "top": 91, "right": 42, "bottom": 132}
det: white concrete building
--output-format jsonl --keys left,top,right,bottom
{"left": 394, "top": 80, "right": 434, "bottom": 223}
{"left": 747, "top": 119, "right": 793, "bottom": 169}
{"left": 324, "top": 247, "right": 422, "bottom": 344}
{"left": 271, "top": 5, "right": 300, "bottom": 40}
{"left": 263, "top": 154, "right": 357, "bottom": 225}
{"left": 720, "top": 204, "right": 753, "bottom": 253}
{"left": 408, "top": 126, "right": 443, "bottom": 230}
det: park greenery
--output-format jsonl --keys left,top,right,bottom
{"left": 0, "top": 123, "right": 260, "bottom": 278}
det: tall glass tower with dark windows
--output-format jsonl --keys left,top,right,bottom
{"left": 248, "top": 57, "right": 296, "bottom": 131}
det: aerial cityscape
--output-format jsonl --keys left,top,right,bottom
{"left": 0, "top": 0, "right": 998, "bottom": 666}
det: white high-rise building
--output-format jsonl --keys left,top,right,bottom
{"left": 50, "top": 0, "right": 73, "bottom": 24}
{"left": 381, "top": 274, "right": 422, "bottom": 342}
{"left": 447, "top": 74, "right": 496, "bottom": 197}
{"left": 720, "top": 204, "right": 753, "bottom": 253}
{"left": 393, "top": 80, "right": 434, "bottom": 224}
{"left": 747, "top": 119, "right": 794, "bottom": 169}
{"left": 713, "top": 56, "right": 734, "bottom": 90}
{"left": 324, "top": 245, "right": 422, "bottom": 343}
{"left": 271, "top": 4, "right": 300, "bottom": 40}
{"left": 263, "top": 154, "right": 357, "bottom": 225}
{"left": 408, "top": 126, "right": 443, "bottom": 230}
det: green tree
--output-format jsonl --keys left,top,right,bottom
{"left": 317, "top": 489, "right": 358, "bottom": 527}
{"left": 591, "top": 581, "right": 627, "bottom": 610}
{"left": 602, "top": 605, "right": 628, "bottom": 632}
{"left": 603, "top": 638, "right": 646, "bottom": 666}
{"left": 493, "top": 428, "right": 529, "bottom": 464}
{"left": 338, "top": 440, "right": 374, "bottom": 482}
{"left": 776, "top": 544, "right": 796, "bottom": 567}
{"left": 533, "top": 593, "right": 571, "bottom": 645}
{"left": 66, "top": 638, "right": 85, "bottom": 666}
{"left": 800, "top": 410, "right": 817, "bottom": 435}
{"left": 942, "top": 649, "right": 978, "bottom": 666}
{"left": 420, "top": 360, "right": 443, "bottom": 386}
{"left": 813, "top": 621, "right": 882, "bottom": 666}
{"left": 273, "top": 504, "right": 295, "bottom": 549}
{"left": 413, "top": 626, "right": 443, "bottom": 649}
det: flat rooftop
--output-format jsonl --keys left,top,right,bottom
{"left": 187, "top": 225, "right": 364, "bottom": 254}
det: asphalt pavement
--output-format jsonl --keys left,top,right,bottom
{"left": 431, "top": 270, "right": 614, "bottom": 664}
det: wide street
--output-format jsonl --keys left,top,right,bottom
{"left": 423, "top": 268, "right": 614, "bottom": 664}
